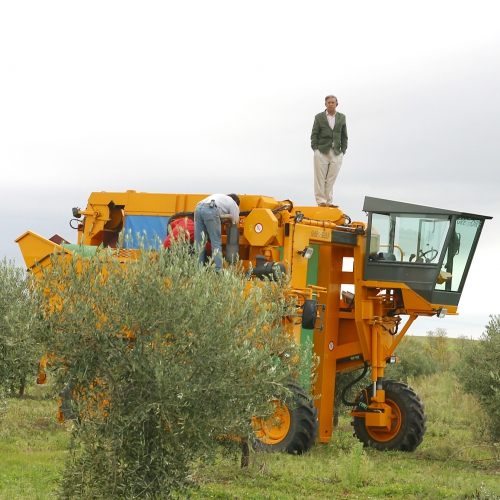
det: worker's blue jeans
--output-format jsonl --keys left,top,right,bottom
{"left": 194, "top": 203, "right": 222, "bottom": 272}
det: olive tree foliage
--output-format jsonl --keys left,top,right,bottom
{"left": 426, "top": 327, "right": 451, "bottom": 370}
{"left": 0, "top": 258, "right": 41, "bottom": 397}
{"left": 30, "top": 241, "right": 309, "bottom": 499}
{"left": 385, "top": 335, "right": 440, "bottom": 382}
{"left": 455, "top": 315, "right": 500, "bottom": 440}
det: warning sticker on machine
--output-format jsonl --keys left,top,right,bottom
{"left": 254, "top": 223, "right": 263, "bottom": 233}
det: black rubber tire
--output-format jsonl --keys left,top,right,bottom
{"left": 351, "top": 379, "right": 427, "bottom": 452}
{"left": 253, "top": 382, "right": 319, "bottom": 455}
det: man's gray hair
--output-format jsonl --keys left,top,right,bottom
{"left": 325, "top": 95, "right": 338, "bottom": 103}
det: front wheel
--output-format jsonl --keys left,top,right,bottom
{"left": 252, "top": 382, "right": 318, "bottom": 455}
{"left": 351, "top": 380, "right": 427, "bottom": 451}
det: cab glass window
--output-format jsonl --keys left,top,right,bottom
{"left": 435, "top": 217, "right": 484, "bottom": 292}
{"left": 370, "top": 213, "right": 450, "bottom": 264}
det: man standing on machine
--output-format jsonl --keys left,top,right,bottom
{"left": 311, "top": 95, "right": 348, "bottom": 208}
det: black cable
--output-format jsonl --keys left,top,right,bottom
{"left": 341, "top": 362, "right": 369, "bottom": 407}
{"left": 168, "top": 212, "right": 194, "bottom": 225}
{"left": 379, "top": 320, "right": 399, "bottom": 336}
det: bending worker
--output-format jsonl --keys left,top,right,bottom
{"left": 194, "top": 193, "right": 240, "bottom": 272}
{"left": 164, "top": 217, "right": 194, "bottom": 249}
{"left": 310, "top": 95, "right": 348, "bottom": 207}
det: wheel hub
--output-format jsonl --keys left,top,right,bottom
{"left": 252, "top": 402, "right": 291, "bottom": 445}
{"left": 365, "top": 398, "right": 402, "bottom": 442}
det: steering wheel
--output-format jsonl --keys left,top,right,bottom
{"left": 418, "top": 248, "right": 439, "bottom": 263}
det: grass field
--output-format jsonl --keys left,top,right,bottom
{"left": 1, "top": 372, "right": 499, "bottom": 499}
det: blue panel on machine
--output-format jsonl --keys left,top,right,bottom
{"left": 123, "top": 215, "right": 170, "bottom": 249}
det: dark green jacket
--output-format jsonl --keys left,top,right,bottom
{"left": 311, "top": 111, "right": 348, "bottom": 155}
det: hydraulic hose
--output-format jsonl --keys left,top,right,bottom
{"left": 341, "top": 362, "right": 369, "bottom": 407}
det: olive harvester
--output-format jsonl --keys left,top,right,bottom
{"left": 16, "top": 191, "right": 491, "bottom": 453}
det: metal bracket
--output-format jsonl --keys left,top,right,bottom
{"left": 316, "top": 303, "right": 326, "bottom": 331}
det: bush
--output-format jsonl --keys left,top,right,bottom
{"left": 455, "top": 315, "right": 500, "bottom": 440}
{"left": 426, "top": 327, "right": 451, "bottom": 370}
{"left": 385, "top": 335, "right": 439, "bottom": 382}
{"left": 30, "top": 242, "right": 310, "bottom": 499}
{"left": 0, "top": 258, "right": 41, "bottom": 397}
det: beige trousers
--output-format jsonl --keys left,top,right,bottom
{"left": 313, "top": 148, "right": 344, "bottom": 205}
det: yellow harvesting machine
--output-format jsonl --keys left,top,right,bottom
{"left": 16, "top": 190, "right": 491, "bottom": 453}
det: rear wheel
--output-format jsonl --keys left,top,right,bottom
{"left": 252, "top": 382, "right": 318, "bottom": 455}
{"left": 351, "top": 380, "right": 427, "bottom": 451}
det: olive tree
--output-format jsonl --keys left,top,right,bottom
{"left": 455, "top": 315, "right": 500, "bottom": 440}
{"left": 30, "top": 242, "right": 308, "bottom": 499}
{"left": 0, "top": 259, "right": 40, "bottom": 397}
{"left": 426, "top": 327, "right": 450, "bottom": 370}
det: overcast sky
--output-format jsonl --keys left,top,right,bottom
{"left": 1, "top": 1, "right": 499, "bottom": 338}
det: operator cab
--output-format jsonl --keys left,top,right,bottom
{"left": 363, "top": 197, "right": 491, "bottom": 306}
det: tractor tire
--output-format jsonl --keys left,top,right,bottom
{"left": 351, "top": 379, "right": 427, "bottom": 452}
{"left": 252, "top": 382, "right": 318, "bottom": 455}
